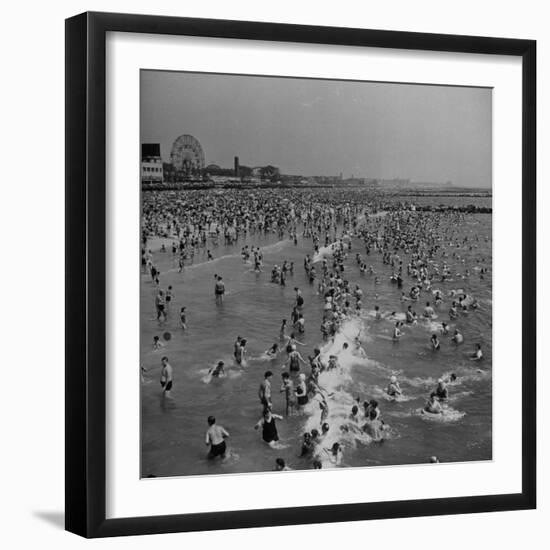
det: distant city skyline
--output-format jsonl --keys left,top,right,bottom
{"left": 141, "top": 70, "right": 492, "bottom": 188}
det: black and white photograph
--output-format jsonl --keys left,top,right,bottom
{"left": 140, "top": 70, "right": 493, "bottom": 478}
{"left": 0, "top": 0, "right": 544, "bottom": 546}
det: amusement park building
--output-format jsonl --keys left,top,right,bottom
{"left": 141, "top": 143, "right": 163, "bottom": 184}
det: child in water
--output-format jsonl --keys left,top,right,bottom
{"left": 153, "top": 335, "right": 164, "bottom": 350}
{"left": 265, "top": 343, "right": 279, "bottom": 357}
{"left": 235, "top": 338, "right": 247, "bottom": 365}
{"left": 295, "top": 373, "right": 308, "bottom": 407}
{"left": 323, "top": 442, "right": 343, "bottom": 466}
{"left": 386, "top": 375, "right": 402, "bottom": 397}
{"left": 209, "top": 361, "right": 225, "bottom": 378}
{"left": 470, "top": 343, "right": 483, "bottom": 361}
{"left": 279, "top": 319, "right": 287, "bottom": 340}
{"left": 424, "top": 392, "right": 443, "bottom": 414}
{"left": 393, "top": 322, "right": 403, "bottom": 340}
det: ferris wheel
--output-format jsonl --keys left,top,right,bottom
{"left": 170, "top": 134, "right": 205, "bottom": 175}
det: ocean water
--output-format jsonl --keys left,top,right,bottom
{"left": 140, "top": 205, "right": 492, "bottom": 477}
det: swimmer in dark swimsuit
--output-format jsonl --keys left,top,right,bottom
{"left": 165, "top": 285, "right": 173, "bottom": 310}
{"left": 214, "top": 275, "right": 225, "bottom": 304}
{"left": 287, "top": 347, "right": 306, "bottom": 372}
{"left": 254, "top": 410, "right": 283, "bottom": 445}
{"left": 205, "top": 416, "right": 229, "bottom": 459}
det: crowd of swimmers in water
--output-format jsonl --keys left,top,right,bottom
{"left": 141, "top": 188, "right": 490, "bottom": 471}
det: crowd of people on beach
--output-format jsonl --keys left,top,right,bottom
{"left": 141, "top": 187, "right": 490, "bottom": 472}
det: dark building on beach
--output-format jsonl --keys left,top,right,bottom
{"left": 141, "top": 143, "right": 164, "bottom": 184}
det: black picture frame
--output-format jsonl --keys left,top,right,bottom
{"left": 65, "top": 11, "right": 536, "bottom": 538}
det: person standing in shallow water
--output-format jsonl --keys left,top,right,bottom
{"left": 159, "top": 356, "right": 173, "bottom": 397}
{"left": 280, "top": 372, "right": 296, "bottom": 416}
{"left": 235, "top": 338, "right": 247, "bottom": 366}
{"left": 294, "top": 287, "right": 304, "bottom": 309}
{"left": 254, "top": 409, "right": 284, "bottom": 446}
{"left": 233, "top": 335, "right": 242, "bottom": 361}
{"left": 279, "top": 319, "right": 287, "bottom": 341}
{"left": 295, "top": 373, "right": 309, "bottom": 408}
{"left": 258, "top": 371, "right": 273, "bottom": 412}
{"left": 214, "top": 275, "right": 225, "bottom": 304}
{"left": 286, "top": 345, "right": 306, "bottom": 372}
{"left": 205, "top": 416, "right": 229, "bottom": 459}
{"left": 386, "top": 375, "right": 402, "bottom": 397}
{"left": 155, "top": 289, "right": 167, "bottom": 323}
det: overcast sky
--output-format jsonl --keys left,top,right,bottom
{"left": 141, "top": 70, "right": 492, "bottom": 187}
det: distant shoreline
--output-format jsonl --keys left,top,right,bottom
{"left": 142, "top": 183, "right": 491, "bottom": 195}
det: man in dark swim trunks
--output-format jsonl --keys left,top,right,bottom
{"left": 205, "top": 416, "right": 229, "bottom": 459}
{"left": 160, "top": 356, "right": 173, "bottom": 397}
{"left": 214, "top": 275, "right": 225, "bottom": 304}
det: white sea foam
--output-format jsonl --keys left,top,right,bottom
{"left": 421, "top": 319, "right": 446, "bottom": 333}
{"left": 299, "top": 318, "right": 388, "bottom": 465}
{"left": 417, "top": 406, "right": 466, "bottom": 422}
{"left": 312, "top": 243, "right": 337, "bottom": 263}
{"left": 369, "top": 385, "right": 417, "bottom": 403}
{"left": 163, "top": 238, "right": 291, "bottom": 274}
